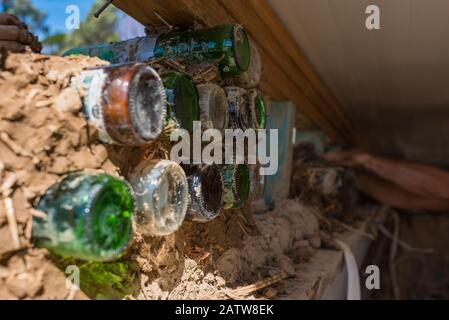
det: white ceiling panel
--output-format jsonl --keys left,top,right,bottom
{"left": 267, "top": 0, "right": 449, "bottom": 166}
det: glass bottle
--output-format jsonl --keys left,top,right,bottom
{"left": 236, "top": 40, "right": 262, "bottom": 88}
{"left": 129, "top": 159, "right": 189, "bottom": 236}
{"left": 248, "top": 163, "right": 266, "bottom": 200}
{"left": 64, "top": 24, "right": 251, "bottom": 77}
{"left": 184, "top": 165, "right": 224, "bottom": 222}
{"left": 248, "top": 89, "right": 267, "bottom": 129}
{"left": 76, "top": 63, "right": 166, "bottom": 146}
{"left": 31, "top": 171, "right": 134, "bottom": 262}
{"left": 161, "top": 72, "right": 200, "bottom": 133}
{"left": 221, "top": 164, "right": 250, "bottom": 209}
{"left": 224, "top": 86, "right": 253, "bottom": 130}
{"left": 155, "top": 24, "right": 250, "bottom": 77}
{"left": 197, "top": 83, "right": 229, "bottom": 130}
{"left": 63, "top": 36, "right": 159, "bottom": 65}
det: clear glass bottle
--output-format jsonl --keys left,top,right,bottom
{"left": 224, "top": 86, "right": 253, "bottom": 130}
{"left": 221, "top": 164, "right": 250, "bottom": 209}
{"left": 197, "top": 83, "right": 229, "bottom": 130}
{"left": 129, "top": 159, "right": 188, "bottom": 236}
{"left": 77, "top": 63, "right": 166, "bottom": 146}
{"left": 184, "top": 165, "right": 224, "bottom": 222}
{"left": 236, "top": 40, "right": 262, "bottom": 88}
{"left": 64, "top": 24, "right": 251, "bottom": 77}
{"left": 161, "top": 72, "right": 200, "bottom": 133}
{"left": 31, "top": 171, "right": 134, "bottom": 262}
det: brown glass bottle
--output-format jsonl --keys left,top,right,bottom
{"left": 77, "top": 63, "right": 166, "bottom": 146}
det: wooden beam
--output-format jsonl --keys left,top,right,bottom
{"left": 112, "top": 0, "right": 355, "bottom": 144}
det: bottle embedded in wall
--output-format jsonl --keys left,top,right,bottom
{"left": 76, "top": 63, "right": 167, "bottom": 146}
{"left": 221, "top": 164, "right": 250, "bottom": 209}
{"left": 161, "top": 71, "right": 200, "bottom": 133}
{"left": 129, "top": 159, "right": 189, "bottom": 236}
{"left": 197, "top": 83, "right": 229, "bottom": 130}
{"left": 235, "top": 40, "right": 262, "bottom": 89}
{"left": 64, "top": 24, "right": 251, "bottom": 77}
{"left": 31, "top": 171, "right": 135, "bottom": 262}
{"left": 224, "top": 86, "right": 253, "bottom": 130}
{"left": 184, "top": 164, "right": 224, "bottom": 222}
{"left": 248, "top": 89, "right": 267, "bottom": 130}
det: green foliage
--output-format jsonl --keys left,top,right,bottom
{"left": 2, "top": 0, "right": 49, "bottom": 36}
{"left": 45, "top": 0, "right": 119, "bottom": 55}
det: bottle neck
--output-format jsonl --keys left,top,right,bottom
{"left": 64, "top": 35, "right": 159, "bottom": 64}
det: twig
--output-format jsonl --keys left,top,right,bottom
{"left": 166, "top": 59, "right": 187, "bottom": 71}
{"left": 331, "top": 218, "right": 376, "bottom": 241}
{"left": 0, "top": 132, "right": 39, "bottom": 164}
{"left": 376, "top": 222, "right": 434, "bottom": 254}
{"left": 153, "top": 11, "right": 174, "bottom": 31}
{"left": 0, "top": 173, "right": 17, "bottom": 197}
{"left": 0, "top": 160, "right": 4, "bottom": 177}
{"left": 3, "top": 197, "right": 21, "bottom": 250}
{"left": 389, "top": 212, "right": 400, "bottom": 300}
{"left": 237, "top": 220, "right": 250, "bottom": 238}
{"left": 30, "top": 208, "right": 47, "bottom": 219}
{"left": 225, "top": 272, "right": 288, "bottom": 299}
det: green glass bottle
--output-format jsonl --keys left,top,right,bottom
{"left": 161, "top": 72, "right": 200, "bottom": 133}
{"left": 31, "top": 171, "right": 134, "bottom": 262}
{"left": 184, "top": 165, "right": 224, "bottom": 222}
{"left": 221, "top": 164, "right": 250, "bottom": 209}
{"left": 197, "top": 83, "right": 229, "bottom": 130}
{"left": 63, "top": 36, "right": 159, "bottom": 64}
{"left": 130, "top": 159, "right": 189, "bottom": 236}
{"left": 64, "top": 24, "right": 251, "bottom": 77}
{"left": 248, "top": 89, "right": 267, "bottom": 129}
{"left": 155, "top": 24, "right": 250, "bottom": 77}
